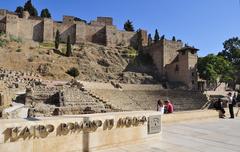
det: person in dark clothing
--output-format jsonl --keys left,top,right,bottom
{"left": 214, "top": 98, "right": 225, "bottom": 118}
{"left": 233, "top": 93, "right": 237, "bottom": 106}
{"left": 236, "top": 91, "right": 240, "bottom": 103}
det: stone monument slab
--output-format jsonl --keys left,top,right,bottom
{"left": 148, "top": 115, "right": 161, "bottom": 134}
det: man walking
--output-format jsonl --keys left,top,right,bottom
{"left": 228, "top": 92, "right": 234, "bottom": 119}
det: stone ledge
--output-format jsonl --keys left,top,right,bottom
{"left": 162, "top": 110, "right": 218, "bottom": 123}
{"left": 0, "top": 111, "right": 161, "bottom": 152}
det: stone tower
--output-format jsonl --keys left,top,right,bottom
{"left": 165, "top": 46, "right": 199, "bottom": 90}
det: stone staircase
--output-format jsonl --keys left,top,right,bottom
{"left": 87, "top": 88, "right": 208, "bottom": 112}
{"left": 25, "top": 86, "right": 60, "bottom": 105}
{"left": 80, "top": 87, "right": 121, "bottom": 112}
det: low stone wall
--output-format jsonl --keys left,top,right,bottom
{"left": 162, "top": 110, "right": 218, "bottom": 123}
{"left": 0, "top": 68, "right": 42, "bottom": 89}
{"left": 0, "top": 111, "right": 161, "bottom": 152}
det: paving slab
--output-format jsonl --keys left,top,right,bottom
{"left": 96, "top": 118, "right": 240, "bottom": 152}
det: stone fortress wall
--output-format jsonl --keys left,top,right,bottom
{"left": 0, "top": 10, "right": 6, "bottom": 32}
{"left": 0, "top": 8, "right": 200, "bottom": 90}
{"left": 145, "top": 39, "right": 199, "bottom": 90}
{"left": 0, "top": 9, "right": 148, "bottom": 47}
{"left": 146, "top": 39, "right": 183, "bottom": 75}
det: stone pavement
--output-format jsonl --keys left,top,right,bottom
{"left": 96, "top": 118, "right": 240, "bottom": 152}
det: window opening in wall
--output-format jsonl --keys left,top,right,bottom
{"left": 192, "top": 80, "right": 195, "bottom": 84}
{"left": 192, "top": 72, "right": 194, "bottom": 77}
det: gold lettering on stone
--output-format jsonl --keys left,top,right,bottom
{"left": 103, "top": 119, "right": 114, "bottom": 130}
{"left": 117, "top": 116, "right": 147, "bottom": 128}
{"left": 2, "top": 116, "right": 148, "bottom": 143}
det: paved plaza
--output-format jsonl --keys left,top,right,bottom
{"left": 97, "top": 118, "right": 240, "bottom": 152}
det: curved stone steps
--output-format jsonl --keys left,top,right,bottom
{"left": 81, "top": 88, "right": 120, "bottom": 111}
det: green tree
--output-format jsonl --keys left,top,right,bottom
{"left": 66, "top": 35, "right": 72, "bottom": 57}
{"left": 154, "top": 29, "right": 160, "bottom": 43}
{"left": 55, "top": 30, "right": 60, "bottom": 49}
{"left": 197, "top": 54, "right": 235, "bottom": 83}
{"left": 148, "top": 34, "right": 152, "bottom": 46}
{"left": 15, "top": 6, "right": 24, "bottom": 18}
{"left": 136, "top": 29, "right": 143, "bottom": 51}
{"left": 66, "top": 67, "right": 79, "bottom": 78}
{"left": 218, "top": 37, "right": 240, "bottom": 66}
{"left": 74, "top": 17, "right": 87, "bottom": 24}
{"left": 172, "top": 36, "right": 176, "bottom": 41}
{"left": 24, "top": 0, "right": 38, "bottom": 17}
{"left": 160, "top": 35, "right": 165, "bottom": 40}
{"left": 218, "top": 37, "right": 240, "bottom": 83}
{"left": 40, "top": 8, "right": 51, "bottom": 18}
{"left": 124, "top": 20, "right": 134, "bottom": 32}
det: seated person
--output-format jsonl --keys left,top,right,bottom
{"left": 157, "top": 100, "right": 165, "bottom": 114}
{"left": 214, "top": 98, "right": 225, "bottom": 118}
{"left": 164, "top": 100, "right": 174, "bottom": 114}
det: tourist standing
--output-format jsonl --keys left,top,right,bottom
{"left": 157, "top": 100, "right": 165, "bottom": 114}
{"left": 228, "top": 92, "right": 234, "bottom": 119}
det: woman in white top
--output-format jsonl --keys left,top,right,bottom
{"left": 157, "top": 100, "right": 165, "bottom": 115}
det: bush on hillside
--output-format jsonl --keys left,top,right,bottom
{"left": 66, "top": 67, "right": 79, "bottom": 78}
{"left": 0, "top": 39, "right": 7, "bottom": 47}
{"left": 9, "top": 35, "right": 22, "bottom": 43}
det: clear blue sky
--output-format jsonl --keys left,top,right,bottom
{"left": 1, "top": 0, "right": 240, "bottom": 56}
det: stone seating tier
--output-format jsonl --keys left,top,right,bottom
{"left": 89, "top": 89, "right": 208, "bottom": 111}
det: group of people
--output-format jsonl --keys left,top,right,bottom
{"left": 157, "top": 91, "right": 240, "bottom": 118}
{"left": 214, "top": 92, "right": 240, "bottom": 119}
{"left": 157, "top": 100, "right": 174, "bottom": 114}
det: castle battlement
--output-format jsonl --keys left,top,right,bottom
{"left": 0, "top": 9, "right": 148, "bottom": 47}
{"left": 0, "top": 8, "right": 200, "bottom": 90}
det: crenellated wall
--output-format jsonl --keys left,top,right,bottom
{"left": 53, "top": 22, "right": 76, "bottom": 44}
{"left": 105, "top": 26, "right": 137, "bottom": 47}
{"left": 146, "top": 39, "right": 183, "bottom": 75}
{"left": 0, "top": 9, "right": 145, "bottom": 47}
{"left": 43, "top": 18, "right": 54, "bottom": 42}
{"left": 85, "top": 25, "right": 106, "bottom": 45}
{"left": 145, "top": 39, "right": 199, "bottom": 89}
{"left": 75, "top": 22, "right": 87, "bottom": 43}
{"left": 0, "top": 9, "right": 6, "bottom": 21}
{"left": 162, "top": 40, "right": 183, "bottom": 67}
{"left": 18, "top": 18, "right": 43, "bottom": 41}
{"left": 5, "top": 14, "right": 19, "bottom": 37}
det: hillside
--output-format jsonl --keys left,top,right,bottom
{"left": 0, "top": 34, "right": 159, "bottom": 84}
